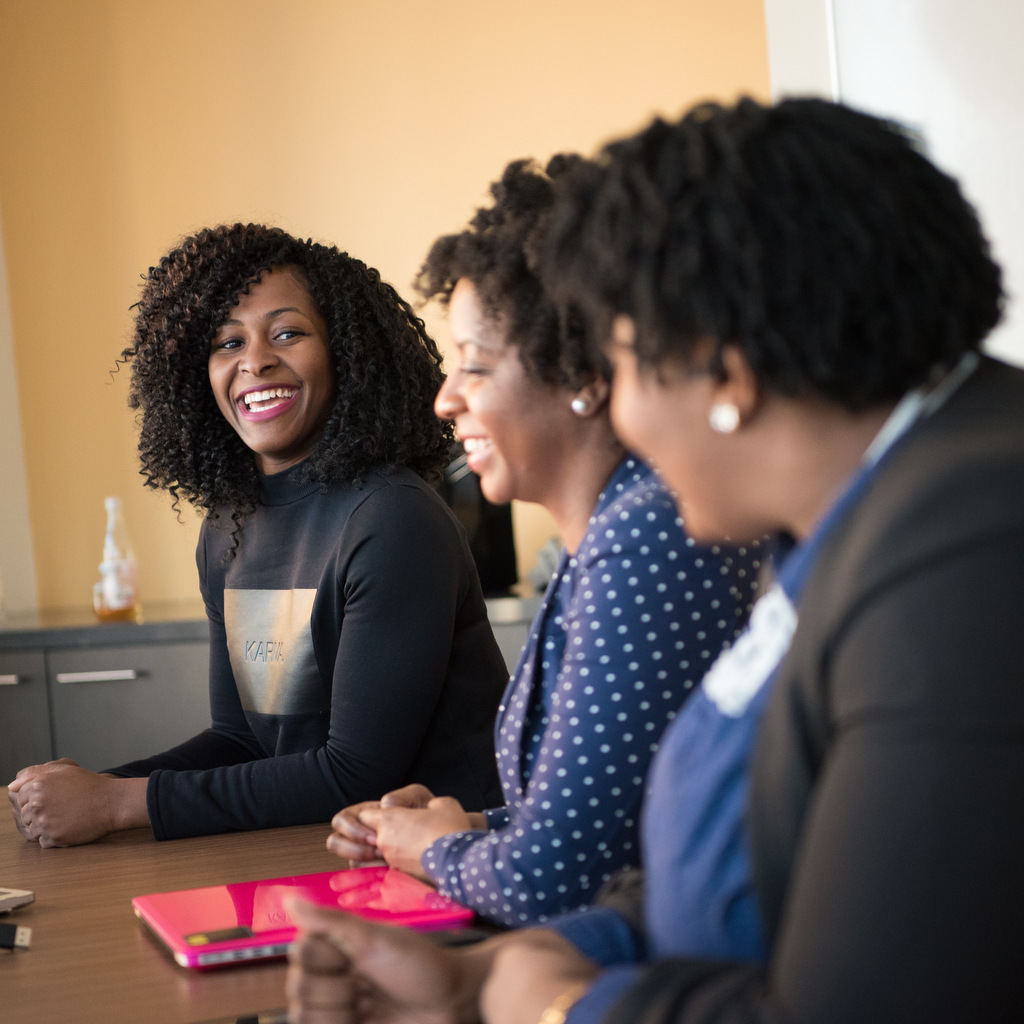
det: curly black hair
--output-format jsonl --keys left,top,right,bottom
{"left": 416, "top": 154, "right": 604, "bottom": 388}
{"left": 125, "top": 223, "right": 452, "bottom": 529}
{"left": 541, "top": 96, "right": 1005, "bottom": 410}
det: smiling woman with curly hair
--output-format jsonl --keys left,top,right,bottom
{"left": 128, "top": 222, "right": 454, "bottom": 532}
{"left": 8, "top": 223, "right": 508, "bottom": 847}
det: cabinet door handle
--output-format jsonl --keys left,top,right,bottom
{"left": 55, "top": 669, "right": 141, "bottom": 684}
{"left": 0, "top": 674, "right": 22, "bottom": 686}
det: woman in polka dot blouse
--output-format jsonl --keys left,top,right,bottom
{"left": 328, "top": 156, "right": 762, "bottom": 927}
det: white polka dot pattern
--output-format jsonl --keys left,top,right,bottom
{"left": 421, "top": 458, "right": 761, "bottom": 927}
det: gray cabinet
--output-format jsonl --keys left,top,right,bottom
{"left": 0, "top": 639, "right": 211, "bottom": 778}
{"left": 47, "top": 640, "right": 210, "bottom": 771}
{"left": 484, "top": 595, "right": 541, "bottom": 676}
{"left": 0, "top": 603, "right": 211, "bottom": 781}
{"left": 0, "top": 649, "right": 53, "bottom": 782}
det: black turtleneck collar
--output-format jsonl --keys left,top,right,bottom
{"left": 258, "top": 462, "right": 322, "bottom": 507}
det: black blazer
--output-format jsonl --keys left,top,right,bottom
{"left": 607, "top": 357, "right": 1024, "bottom": 1024}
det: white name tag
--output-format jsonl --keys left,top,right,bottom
{"left": 702, "top": 583, "right": 797, "bottom": 718}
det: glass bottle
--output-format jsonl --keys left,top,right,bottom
{"left": 93, "top": 496, "right": 139, "bottom": 621}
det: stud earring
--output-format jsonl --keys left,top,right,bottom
{"left": 570, "top": 398, "right": 589, "bottom": 415}
{"left": 708, "top": 403, "right": 741, "bottom": 434}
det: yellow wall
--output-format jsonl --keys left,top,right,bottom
{"left": 0, "top": 0, "right": 769, "bottom": 611}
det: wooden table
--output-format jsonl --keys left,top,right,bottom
{"left": 0, "top": 798, "right": 343, "bottom": 1023}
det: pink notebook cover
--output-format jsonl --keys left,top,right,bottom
{"left": 132, "top": 865, "right": 473, "bottom": 968}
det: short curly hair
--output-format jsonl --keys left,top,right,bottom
{"left": 542, "top": 97, "right": 1005, "bottom": 410}
{"left": 416, "top": 154, "right": 604, "bottom": 388}
{"left": 125, "top": 223, "right": 452, "bottom": 526}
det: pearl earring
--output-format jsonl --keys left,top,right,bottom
{"left": 708, "top": 403, "right": 740, "bottom": 434}
{"left": 571, "top": 398, "right": 589, "bottom": 415}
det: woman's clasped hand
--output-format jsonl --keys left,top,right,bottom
{"left": 285, "top": 898, "right": 599, "bottom": 1024}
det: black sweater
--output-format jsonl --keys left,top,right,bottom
{"left": 108, "top": 465, "right": 507, "bottom": 839}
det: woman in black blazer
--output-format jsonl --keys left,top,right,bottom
{"left": 284, "top": 97, "right": 1024, "bottom": 1024}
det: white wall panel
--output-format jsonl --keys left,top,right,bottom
{"left": 765, "top": 0, "right": 1024, "bottom": 365}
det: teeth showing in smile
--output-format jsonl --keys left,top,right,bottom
{"left": 243, "top": 387, "right": 296, "bottom": 411}
{"left": 461, "top": 437, "right": 491, "bottom": 455}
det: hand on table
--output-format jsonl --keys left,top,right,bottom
{"left": 329, "top": 783, "right": 486, "bottom": 881}
{"left": 481, "top": 930, "right": 599, "bottom": 1024}
{"left": 328, "top": 784, "right": 436, "bottom": 863}
{"left": 7, "top": 759, "right": 149, "bottom": 847}
{"left": 359, "top": 788, "right": 480, "bottom": 881}
{"left": 285, "top": 895, "right": 488, "bottom": 1024}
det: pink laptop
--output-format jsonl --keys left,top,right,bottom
{"left": 132, "top": 865, "right": 474, "bottom": 968}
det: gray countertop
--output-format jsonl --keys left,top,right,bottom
{"left": 0, "top": 594, "right": 542, "bottom": 652}
{"left": 0, "top": 601, "right": 210, "bottom": 650}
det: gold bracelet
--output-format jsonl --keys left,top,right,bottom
{"left": 537, "top": 979, "right": 591, "bottom": 1024}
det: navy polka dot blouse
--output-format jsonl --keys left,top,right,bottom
{"left": 422, "top": 457, "right": 762, "bottom": 926}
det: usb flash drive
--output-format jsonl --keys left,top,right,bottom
{"left": 0, "top": 922, "right": 31, "bottom": 950}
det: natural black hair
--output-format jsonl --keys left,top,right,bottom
{"left": 542, "top": 96, "right": 1004, "bottom": 410}
{"left": 125, "top": 223, "right": 452, "bottom": 531}
{"left": 416, "top": 154, "right": 604, "bottom": 388}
